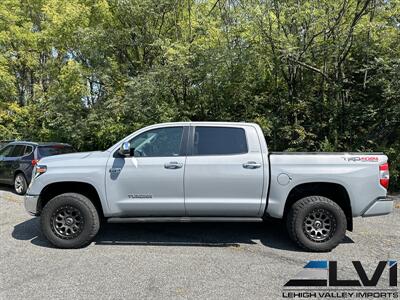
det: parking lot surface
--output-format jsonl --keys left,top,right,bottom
{"left": 0, "top": 187, "right": 399, "bottom": 299}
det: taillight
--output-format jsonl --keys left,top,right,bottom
{"left": 31, "top": 159, "right": 39, "bottom": 166}
{"left": 379, "top": 163, "right": 389, "bottom": 189}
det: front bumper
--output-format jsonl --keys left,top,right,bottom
{"left": 362, "top": 197, "right": 393, "bottom": 217}
{"left": 24, "top": 194, "right": 40, "bottom": 216}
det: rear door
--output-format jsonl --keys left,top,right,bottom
{"left": 19, "top": 145, "right": 35, "bottom": 182}
{"left": 184, "top": 125, "right": 264, "bottom": 216}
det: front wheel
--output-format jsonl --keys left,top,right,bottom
{"left": 41, "top": 193, "right": 100, "bottom": 248}
{"left": 286, "top": 196, "right": 347, "bottom": 252}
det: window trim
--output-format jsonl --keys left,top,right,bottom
{"left": 188, "top": 126, "right": 249, "bottom": 156}
{"left": 22, "top": 145, "right": 34, "bottom": 157}
{"left": 114, "top": 126, "right": 189, "bottom": 158}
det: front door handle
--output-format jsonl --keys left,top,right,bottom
{"left": 164, "top": 161, "right": 183, "bottom": 169}
{"left": 243, "top": 161, "right": 261, "bottom": 169}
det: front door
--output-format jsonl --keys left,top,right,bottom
{"left": 184, "top": 125, "right": 264, "bottom": 216}
{"left": 105, "top": 126, "right": 188, "bottom": 216}
{"left": 0, "top": 145, "right": 15, "bottom": 183}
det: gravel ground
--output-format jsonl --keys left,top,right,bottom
{"left": 0, "top": 187, "right": 399, "bottom": 300}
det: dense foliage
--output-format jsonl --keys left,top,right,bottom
{"left": 0, "top": 0, "right": 399, "bottom": 190}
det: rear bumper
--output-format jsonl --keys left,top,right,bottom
{"left": 24, "top": 194, "right": 39, "bottom": 216}
{"left": 362, "top": 197, "right": 393, "bottom": 217}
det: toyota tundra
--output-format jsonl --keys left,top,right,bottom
{"left": 24, "top": 122, "right": 392, "bottom": 251}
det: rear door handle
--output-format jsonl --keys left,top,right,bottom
{"left": 243, "top": 161, "right": 261, "bottom": 169}
{"left": 164, "top": 161, "right": 183, "bottom": 169}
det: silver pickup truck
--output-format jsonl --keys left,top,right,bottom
{"left": 24, "top": 122, "right": 392, "bottom": 251}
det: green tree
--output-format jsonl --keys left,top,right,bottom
{"left": 0, "top": 0, "right": 399, "bottom": 189}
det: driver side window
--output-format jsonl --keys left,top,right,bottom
{"left": 129, "top": 127, "right": 184, "bottom": 157}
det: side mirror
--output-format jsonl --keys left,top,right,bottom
{"left": 119, "top": 142, "right": 131, "bottom": 157}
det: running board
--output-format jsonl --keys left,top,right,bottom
{"left": 107, "top": 217, "right": 264, "bottom": 223}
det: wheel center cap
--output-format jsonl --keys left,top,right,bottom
{"left": 65, "top": 217, "right": 74, "bottom": 226}
{"left": 314, "top": 221, "right": 322, "bottom": 229}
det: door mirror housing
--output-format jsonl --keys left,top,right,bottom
{"left": 119, "top": 142, "right": 131, "bottom": 157}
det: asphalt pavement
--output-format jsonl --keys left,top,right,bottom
{"left": 0, "top": 187, "right": 399, "bottom": 299}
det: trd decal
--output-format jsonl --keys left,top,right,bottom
{"left": 342, "top": 156, "right": 379, "bottom": 162}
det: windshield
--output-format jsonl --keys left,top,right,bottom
{"left": 38, "top": 145, "right": 75, "bottom": 158}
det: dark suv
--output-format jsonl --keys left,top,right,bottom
{"left": 0, "top": 142, "right": 75, "bottom": 195}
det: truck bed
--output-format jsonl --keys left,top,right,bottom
{"left": 266, "top": 152, "right": 388, "bottom": 219}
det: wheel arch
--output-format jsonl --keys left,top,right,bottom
{"left": 14, "top": 170, "right": 27, "bottom": 180}
{"left": 37, "top": 181, "right": 105, "bottom": 218}
{"left": 283, "top": 182, "right": 353, "bottom": 231}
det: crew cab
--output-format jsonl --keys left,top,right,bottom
{"left": 24, "top": 122, "right": 392, "bottom": 251}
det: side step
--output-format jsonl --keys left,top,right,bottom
{"left": 107, "top": 217, "right": 264, "bottom": 223}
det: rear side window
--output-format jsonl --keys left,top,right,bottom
{"left": 193, "top": 127, "right": 248, "bottom": 155}
{"left": 38, "top": 145, "right": 75, "bottom": 158}
{"left": 23, "top": 145, "right": 33, "bottom": 156}
{"left": 10, "top": 145, "right": 25, "bottom": 157}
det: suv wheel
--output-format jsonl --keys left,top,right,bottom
{"left": 14, "top": 173, "right": 27, "bottom": 195}
{"left": 41, "top": 193, "right": 100, "bottom": 248}
{"left": 286, "top": 196, "right": 347, "bottom": 252}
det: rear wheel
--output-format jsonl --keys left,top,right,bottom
{"left": 286, "top": 196, "right": 347, "bottom": 252}
{"left": 41, "top": 193, "right": 100, "bottom": 248}
{"left": 14, "top": 173, "right": 27, "bottom": 195}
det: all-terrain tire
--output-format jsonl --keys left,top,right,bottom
{"left": 286, "top": 196, "right": 347, "bottom": 252}
{"left": 41, "top": 193, "right": 100, "bottom": 248}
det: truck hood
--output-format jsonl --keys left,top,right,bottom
{"left": 38, "top": 151, "right": 105, "bottom": 164}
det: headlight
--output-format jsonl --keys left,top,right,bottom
{"left": 35, "top": 165, "right": 47, "bottom": 176}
